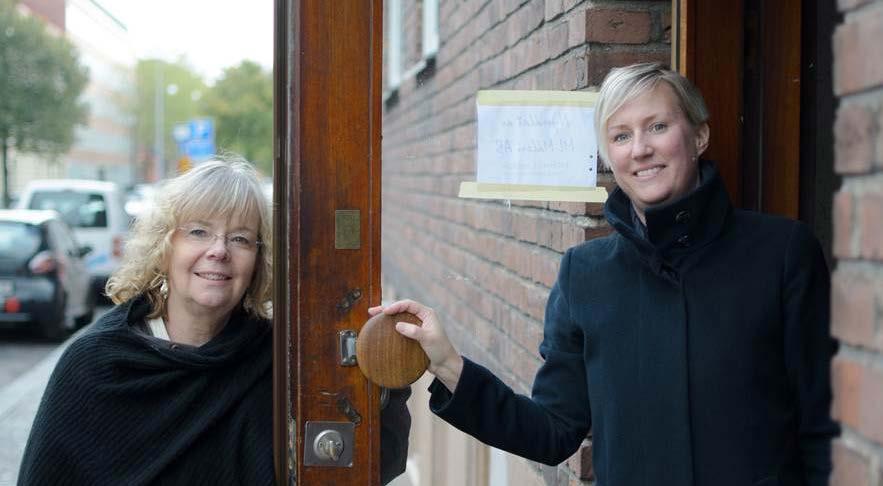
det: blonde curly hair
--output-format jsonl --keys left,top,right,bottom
{"left": 106, "top": 156, "right": 272, "bottom": 319}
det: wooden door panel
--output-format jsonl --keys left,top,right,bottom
{"left": 760, "top": 0, "right": 801, "bottom": 218}
{"left": 274, "top": 0, "right": 383, "bottom": 484}
{"left": 678, "top": 0, "right": 802, "bottom": 218}
{"left": 677, "top": 0, "right": 744, "bottom": 207}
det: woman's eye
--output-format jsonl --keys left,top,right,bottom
{"left": 612, "top": 133, "right": 629, "bottom": 144}
{"left": 189, "top": 228, "right": 209, "bottom": 238}
{"left": 230, "top": 235, "right": 250, "bottom": 245}
{"left": 650, "top": 122, "right": 667, "bottom": 132}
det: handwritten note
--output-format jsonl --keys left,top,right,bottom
{"left": 476, "top": 90, "right": 599, "bottom": 187}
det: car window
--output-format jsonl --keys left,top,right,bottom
{"left": 28, "top": 190, "right": 108, "bottom": 228}
{"left": 0, "top": 222, "right": 42, "bottom": 261}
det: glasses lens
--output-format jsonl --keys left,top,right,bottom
{"left": 179, "top": 225, "right": 259, "bottom": 251}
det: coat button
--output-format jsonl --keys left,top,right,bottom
{"left": 675, "top": 210, "right": 691, "bottom": 223}
{"left": 677, "top": 234, "right": 692, "bottom": 247}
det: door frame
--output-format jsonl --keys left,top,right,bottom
{"left": 273, "top": 0, "right": 384, "bottom": 483}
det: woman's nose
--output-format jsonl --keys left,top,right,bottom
{"left": 205, "top": 235, "right": 230, "bottom": 258}
{"left": 631, "top": 133, "right": 652, "bottom": 158}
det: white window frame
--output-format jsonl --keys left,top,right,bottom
{"left": 386, "top": 0, "right": 403, "bottom": 90}
{"left": 421, "top": 0, "right": 439, "bottom": 59}
{"left": 385, "top": 0, "right": 438, "bottom": 100}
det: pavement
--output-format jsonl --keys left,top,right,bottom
{"left": 0, "top": 328, "right": 80, "bottom": 486}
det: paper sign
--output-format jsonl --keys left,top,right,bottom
{"left": 476, "top": 90, "right": 599, "bottom": 187}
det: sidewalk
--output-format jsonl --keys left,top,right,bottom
{"left": 0, "top": 330, "right": 79, "bottom": 486}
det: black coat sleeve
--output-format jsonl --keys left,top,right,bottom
{"left": 380, "top": 387, "right": 411, "bottom": 485}
{"left": 427, "top": 249, "right": 591, "bottom": 466}
{"left": 782, "top": 222, "right": 839, "bottom": 485}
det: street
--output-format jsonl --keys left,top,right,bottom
{"left": 0, "top": 307, "right": 109, "bottom": 485}
{"left": 0, "top": 332, "right": 55, "bottom": 390}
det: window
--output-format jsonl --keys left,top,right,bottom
{"left": 384, "top": 0, "right": 438, "bottom": 98}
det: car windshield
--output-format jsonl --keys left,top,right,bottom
{"left": 0, "top": 222, "right": 42, "bottom": 265}
{"left": 28, "top": 190, "right": 108, "bottom": 228}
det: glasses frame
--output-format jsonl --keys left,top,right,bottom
{"left": 176, "top": 224, "right": 263, "bottom": 252}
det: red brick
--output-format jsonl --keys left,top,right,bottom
{"left": 568, "top": 10, "right": 587, "bottom": 49}
{"left": 547, "top": 17, "right": 570, "bottom": 57}
{"left": 530, "top": 249, "right": 560, "bottom": 288}
{"left": 833, "top": 9, "right": 883, "bottom": 95}
{"left": 565, "top": 441, "right": 595, "bottom": 481}
{"left": 659, "top": 7, "right": 672, "bottom": 43}
{"left": 833, "top": 190, "right": 856, "bottom": 259}
{"left": 585, "top": 8, "right": 652, "bottom": 44}
{"left": 859, "top": 193, "right": 883, "bottom": 260}
{"left": 834, "top": 103, "right": 876, "bottom": 175}
{"left": 586, "top": 48, "right": 670, "bottom": 87}
{"left": 878, "top": 108, "right": 883, "bottom": 169}
{"left": 831, "top": 439, "right": 871, "bottom": 486}
{"left": 832, "top": 355, "right": 883, "bottom": 444}
{"left": 831, "top": 269, "right": 877, "bottom": 349}
{"left": 546, "top": 0, "right": 566, "bottom": 21}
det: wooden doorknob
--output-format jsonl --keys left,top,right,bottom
{"left": 356, "top": 312, "right": 429, "bottom": 388}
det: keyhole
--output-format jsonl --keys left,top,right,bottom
{"left": 313, "top": 430, "right": 345, "bottom": 462}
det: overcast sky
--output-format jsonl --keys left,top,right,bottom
{"left": 106, "top": 0, "right": 273, "bottom": 82}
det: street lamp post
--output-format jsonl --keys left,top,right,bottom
{"left": 153, "top": 63, "right": 165, "bottom": 181}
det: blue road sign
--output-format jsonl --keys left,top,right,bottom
{"left": 173, "top": 118, "right": 216, "bottom": 161}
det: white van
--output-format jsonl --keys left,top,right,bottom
{"left": 16, "top": 179, "right": 129, "bottom": 299}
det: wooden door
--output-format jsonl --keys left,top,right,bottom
{"left": 675, "top": 0, "right": 803, "bottom": 220}
{"left": 272, "top": 0, "right": 384, "bottom": 484}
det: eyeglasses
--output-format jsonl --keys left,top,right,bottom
{"left": 177, "top": 224, "right": 262, "bottom": 252}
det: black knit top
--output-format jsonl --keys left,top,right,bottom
{"left": 18, "top": 295, "right": 410, "bottom": 485}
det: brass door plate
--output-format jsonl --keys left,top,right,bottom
{"left": 335, "top": 210, "right": 361, "bottom": 249}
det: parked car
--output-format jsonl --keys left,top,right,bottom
{"left": 15, "top": 179, "right": 129, "bottom": 301}
{"left": 0, "top": 210, "right": 95, "bottom": 340}
{"left": 124, "top": 182, "right": 157, "bottom": 220}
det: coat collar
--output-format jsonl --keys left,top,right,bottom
{"left": 604, "top": 160, "right": 732, "bottom": 262}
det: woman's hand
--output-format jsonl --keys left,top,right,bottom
{"left": 368, "top": 300, "right": 464, "bottom": 393}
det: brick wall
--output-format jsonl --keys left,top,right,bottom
{"left": 830, "top": 1, "right": 883, "bottom": 484}
{"left": 381, "top": 1, "right": 670, "bottom": 483}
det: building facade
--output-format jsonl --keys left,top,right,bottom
{"left": 11, "top": 0, "right": 134, "bottom": 198}
{"left": 829, "top": 0, "right": 883, "bottom": 484}
{"left": 382, "top": 1, "right": 880, "bottom": 485}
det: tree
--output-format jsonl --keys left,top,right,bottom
{"left": 0, "top": 0, "right": 89, "bottom": 207}
{"left": 202, "top": 61, "right": 273, "bottom": 175}
{"left": 133, "top": 58, "right": 207, "bottom": 179}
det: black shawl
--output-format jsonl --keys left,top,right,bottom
{"left": 18, "top": 296, "right": 410, "bottom": 485}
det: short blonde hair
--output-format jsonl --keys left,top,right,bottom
{"left": 106, "top": 156, "right": 272, "bottom": 319}
{"left": 594, "top": 62, "right": 709, "bottom": 166}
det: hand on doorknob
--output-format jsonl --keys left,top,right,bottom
{"left": 368, "top": 299, "right": 464, "bottom": 393}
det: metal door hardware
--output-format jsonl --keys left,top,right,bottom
{"left": 314, "top": 430, "right": 344, "bottom": 461}
{"left": 339, "top": 330, "right": 357, "bottom": 366}
{"left": 335, "top": 209, "right": 361, "bottom": 249}
{"left": 303, "top": 421, "right": 354, "bottom": 467}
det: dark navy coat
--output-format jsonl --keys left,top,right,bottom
{"left": 429, "top": 162, "right": 838, "bottom": 486}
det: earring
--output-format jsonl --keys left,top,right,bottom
{"left": 160, "top": 278, "right": 169, "bottom": 299}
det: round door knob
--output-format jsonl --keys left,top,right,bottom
{"left": 357, "top": 312, "right": 429, "bottom": 388}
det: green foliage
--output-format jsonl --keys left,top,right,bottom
{"left": 201, "top": 61, "right": 273, "bottom": 175}
{"left": 133, "top": 58, "right": 208, "bottom": 164}
{"left": 0, "top": 0, "right": 89, "bottom": 158}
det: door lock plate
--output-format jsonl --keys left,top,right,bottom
{"left": 303, "top": 421, "right": 354, "bottom": 467}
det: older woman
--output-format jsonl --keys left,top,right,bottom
{"left": 375, "top": 63, "right": 838, "bottom": 485}
{"left": 19, "top": 158, "right": 409, "bottom": 485}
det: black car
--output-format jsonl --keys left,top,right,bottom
{"left": 0, "top": 210, "right": 95, "bottom": 340}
